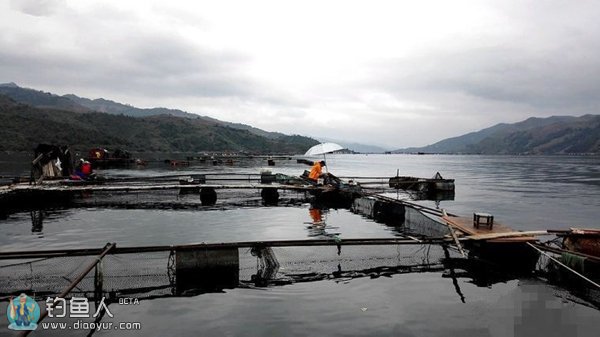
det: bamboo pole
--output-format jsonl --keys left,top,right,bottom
{"left": 442, "top": 215, "right": 466, "bottom": 257}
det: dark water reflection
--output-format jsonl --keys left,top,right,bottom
{"left": 0, "top": 206, "right": 398, "bottom": 251}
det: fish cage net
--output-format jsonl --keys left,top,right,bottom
{"left": 532, "top": 246, "right": 600, "bottom": 309}
{"left": 0, "top": 243, "right": 457, "bottom": 302}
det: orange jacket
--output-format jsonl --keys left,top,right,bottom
{"left": 308, "top": 162, "right": 322, "bottom": 180}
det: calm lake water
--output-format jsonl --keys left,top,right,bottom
{"left": 0, "top": 154, "right": 599, "bottom": 336}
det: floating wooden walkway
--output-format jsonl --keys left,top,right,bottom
{"left": 367, "top": 195, "right": 549, "bottom": 243}
{"left": 0, "top": 179, "right": 353, "bottom": 208}
{"left": 2, "top": 182, "right": 328, "bottom": 194}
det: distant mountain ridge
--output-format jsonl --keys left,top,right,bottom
{"left": 0, "top": 85, "right": 318, "bottom": 153}
{"left": 0, "top": 83, "right": 388, "bottom": 149}
{"left": 0, "top": 82, "right": 92, "bottom": 113}
{"left": 63, "top": 94, "right": 198, "bottom": 119}
{"left": 397, "top": 115, "right": 600, "bottom": 154}
{"left": 0, "top": 83, "right": 290, "bottom": 140}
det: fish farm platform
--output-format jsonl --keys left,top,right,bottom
{"left": 0, "top": 179, "right": 361, "bottom": 210}
{"left": 443, "top": 216, "right": 543, "bottom": 242}
{"left": 1, "top": 182, "right": 329, "bottom": 193}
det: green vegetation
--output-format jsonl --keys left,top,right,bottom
{"left": 0, "top": 95, "right": 318, "bottom": 153}
{"left": 0, "top": 82, "right": 317, "bottom": 145}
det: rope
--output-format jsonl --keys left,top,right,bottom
{"left": 527, "top": 242, "right": 600, "bottom": 289}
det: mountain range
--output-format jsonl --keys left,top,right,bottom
{"left": 0, "top": 83, "right": 292, "bottom": 139}
{"left": 2, "top": 82, "right": 598, "bottom": 155}
{"left": 0, "top": 83, "right": 317, "bottom": 153}
{"left": 396, "top": 115, "right": 600, "bottom": 154}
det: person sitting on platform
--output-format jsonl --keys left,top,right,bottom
{"left": 308, "top": 160, "right": 327, "bottom": 184}
{"left": 72, "top": 159, "right": 93, "bottom": 180}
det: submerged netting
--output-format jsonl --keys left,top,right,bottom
{"left": 351, "top": 197, "right": 451, "bottom": 238}
{"left": 1, "top": 255, "right": 96, "bottom": 297}
{"left": 0, "top": 252, "right": 173, "bottom": 300}
{"left": 532, "top": 246, "right": 600, "bottom": 308}
{"left": 0, "top": 243, "right": 457, "bottom": 301}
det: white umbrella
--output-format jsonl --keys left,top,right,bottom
{"left": 304, "top": 142, "right": 344, "bottom": 156}
{"left": 304, "top": 142, "right": 344, "bottom": 173}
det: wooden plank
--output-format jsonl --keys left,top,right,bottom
{"left": 442, "top": 216, "right": 515, "bottom": 236}
{"left": 461, "top": 231, "right": 548, "bottom": 241}
{"left": 443, "top": 216, "right": 544, "bottom": 243}
{"left": 442, "top": 216, "right": 475, "bottom": 236}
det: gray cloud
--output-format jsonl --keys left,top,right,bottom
{"left": 0, "top": 25, "right": 255, "bottom": 100}
{"left": 365, "top": 1, "right": 600, "bottom": 119}
{"left": 10, "top": 0, "right": 61, "bottom": 17}
{"left": 369, "top": 43, "right": 600, "bottom": 116}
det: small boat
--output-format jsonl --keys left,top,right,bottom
{"left": 536, "top": 228, "right": 600, "bottom": 284}
{"left": 388, "top": 176, "right": 421, "bottom": 189}
{"left": 557, "top": 228, "right": 600, "bottom": 258}
{"left": 430, "top": 172, "right": 455, "bottom": 191}
{"left": 388, "top": 172, "right": 455, "bottom": 193}
{"left": 539, "top": 228, "right": 600, "bottom": 275}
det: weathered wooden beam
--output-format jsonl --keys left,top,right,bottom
{"left": 460, "top": 231, "right": 549, "bottom": 241}
{"left": 0, "top": 238, "right": 450, "bottom": 259}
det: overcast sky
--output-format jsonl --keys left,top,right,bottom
{"left": 1, "top": 0, "right": 599, "bottom": 148}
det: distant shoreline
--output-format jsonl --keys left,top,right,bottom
{"left": 2, "top": 150, "right": 598, "bottom": 156}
